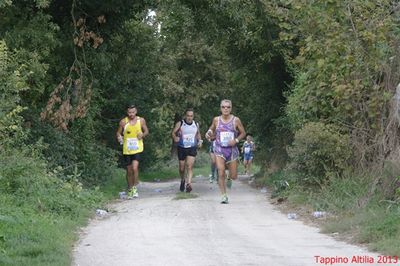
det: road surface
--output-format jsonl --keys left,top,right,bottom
{"left": 73, "top": 175, "right": 381, "bottom": 266}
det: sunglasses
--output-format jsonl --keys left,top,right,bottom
{"left": 221, "top": 106, "right": 231, "bottom": 109}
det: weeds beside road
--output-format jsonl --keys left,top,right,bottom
{"left": 259, "top": 170, "right": 400, "bottom": 256}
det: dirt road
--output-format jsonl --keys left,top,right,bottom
{"left": 73, "top": 175, "right": 381, "bottom": 266}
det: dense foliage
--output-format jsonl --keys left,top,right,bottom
{"left": 287, "top": 122, "right": 351, "bottom": 187}
{"left": 1, "top": 0, "right": 399, "bottom": 196}
{"left": 1, "top": 0, "right": 400, "bottom": 262}
{"left": 268, "top": 0, "right": 400, "bottom": 166}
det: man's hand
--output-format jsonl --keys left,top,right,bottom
{"left": 117, "top": 135, "right": 123, "bottom": 145}
{"left": 197, "top": 139, "right": 203, "bottom": 148}
{"left": 228, "top": 138, "right": 239, "bottom": 147}
{"left": 205, "top": 130, "right": 215, "bottom": 141}
{"left": 137, "top": 132, "right": 144, "bottom": 140}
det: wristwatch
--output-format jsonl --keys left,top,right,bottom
{"left": 235, "top": 138, "right": 239, "bottom": 143}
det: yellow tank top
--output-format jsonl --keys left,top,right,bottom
{"left": 122, "top": 116, "right": 144, "bottom": 155}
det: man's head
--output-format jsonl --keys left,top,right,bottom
{"left": 184, "top": 108, "right": 194, "bottom": 123}
{"left": 127, "top": 104, "right": 137, "bottom": 119}
{"left": 220, "top": 99, "right": 232, "bottom": 115}
{"left": 246, "top": 133, "right": 253, "bottom": 142}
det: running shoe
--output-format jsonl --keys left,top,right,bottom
{"left": 132, "top": 186, "right": 139, "bottom": 198}
{"left": 186, "top": 183, "right": 192, "bottom": 193}
{"left": 179, "top": 179, "right": 185, "bottom": 192}
{"left": 209, "top": 174, "right": 214, "bottom": 183}
{"left": 127, "top": 188, "right": 134, "bottom": 199}
{"left": 227, "top": 178, "right": 232, "bottom": 189}
{"left": 221, "top": 194, "right": 229, "bottom": 204}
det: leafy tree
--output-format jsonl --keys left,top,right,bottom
{"left": 270, "top": 0, "right": 400, "bottom": 167}
{"left": 155, "top": 0, "right": 291, "bottom": 165}
{"left": 0, "top": 41, "right": 28, "bottom": 149}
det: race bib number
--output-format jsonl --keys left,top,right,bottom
{"left": 127, "top": 138, "right": 139, "bottom": 151}
{"left": 220, "top": 132, "right": 234, "bottom": 147}
{"left": 183, "top": 134, "right": 195, "bottom": 148}
{"left": 244, "top": 147, "right": 251, "bottom": 154}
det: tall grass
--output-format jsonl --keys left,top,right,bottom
{"left": 263, "top": 169, "right": 400, "bottom": 256}
{"left": 0, "top": 151, "right": 105, "bottom": 266}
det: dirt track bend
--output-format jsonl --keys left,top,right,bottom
{"left": 73, "top": 175, "right": 381, "bottom": 266}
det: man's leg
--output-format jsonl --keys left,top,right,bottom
{"left": 128, "top": 160, "right": 139, "bottom": 197}
{"left": 216, "top": 156, "right": 227, "bottom": 195}
{"left": 179, "top": 159, "right": 186, "bottom": 192}
{"left": 132, "top": 160, "right": 140, "bottom": 186}
{"left": 126, "top": 162, "right": 134, "bottom": 189}
{"left": 243, "top": 159, "right": 248, "bottom": 175}
{"left": 211, "top": 153, "right": 217, "bottom": 180}
{"left": 247, "top": 158, "right": 253, "bottom": 176}
{"left": 227, "top": 159, "right": 238, "bottom": 180}
{"left": 209, "top": 153, "right": 214, "bottom": 182}
{"left": 185, "top": 156, "right": 195, "bottom": 192}
{"left": 209, "top": 153, "right": 214, "bottom": 181}
{"left": 179, "top": 160, "right": 185, "bottom": 179}
{"left": 127, "top": 161, "right": 137, "bottom": 199}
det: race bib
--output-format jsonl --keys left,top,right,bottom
{"left": 220, "top": 131, "right": 234, "bottom": 147}
{"left": 244, "top": 147, "right": 251, "bottom": 154}
{"left": 183, "top": 134, "right": 195, "bottom": 148}
{"left": 127, "top": 138, "right": 139, "bottom": 151}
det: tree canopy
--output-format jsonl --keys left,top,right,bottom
{"left": 1, "top": 0, "right": 399, "bottom": 186}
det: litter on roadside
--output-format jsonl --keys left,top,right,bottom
{"left": 119, "top": 191, "right": 127, "bottom": 199}
{"left": 312, "top": 211, "right": 327, "bottom": 218}
{"left": 95, "top": 209, "right": 108, "bottom": 217}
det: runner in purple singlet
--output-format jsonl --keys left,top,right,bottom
{"left": 205, "top": 99, "right": 246, "bottom": 204}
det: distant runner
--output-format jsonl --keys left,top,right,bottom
{"left": 208, "top": 140, "right": 217, "bottom": 183}
{"left": 242, "top": 134, "right": 255, "bottom": 176}
{"left": 172, "top": 108, "right": 203, "bottom": 193}
{"left": 116, "top": 104, "right": 149, "bottom": 199}
{"left": 205, "top": 99, "right": 246, "bottom": 203}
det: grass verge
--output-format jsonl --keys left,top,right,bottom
{"left": 0, "top": 152, "right": 106, "bottom": 266}
{"left": 173, "top": 192, "right": 199, "bottom": 200}
{"left": 260, "top": 170, "right": 400, "bottom": 256}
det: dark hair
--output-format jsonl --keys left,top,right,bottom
{"left": 127, "top": 104, "right": 136, "bottom": 109}
{"left": 185, "top": 107, "right": 194, "bottom": 114}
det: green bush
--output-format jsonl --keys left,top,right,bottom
{"left": 0, "top": 149, "right": 103, "bottom": 216}
{"left": 28, "top": 118, "right": 118, "bottom": 186}
{"left": 0, "top": 148, "right": 105, "bottom": 265}
{"left": 287, "top": 122, "right": 351, "bottom": 186}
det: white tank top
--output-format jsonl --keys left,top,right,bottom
{"left": 178, "top": 120, "right": 198, "bottom": 148}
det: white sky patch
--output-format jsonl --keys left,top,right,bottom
{"left": 145, "top": 9, "right": 161, "bottom": 33}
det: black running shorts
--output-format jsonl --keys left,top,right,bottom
{"left": 123, "top": 153, "right": 142, "bottom": 167}
{"left": 177, "top": 146, "right": 197, "bottom": 161}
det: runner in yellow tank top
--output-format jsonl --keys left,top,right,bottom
{"left": 122, "top": 116, "right": 144, "bottom": 155}
{"left": 116, "top": 104, "right": 149, "bottom": 199}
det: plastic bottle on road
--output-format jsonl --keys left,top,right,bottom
{"left": 119, "top": 191, "right": 127, "bottom": 199}
{"left": 313, "top": 211, "right": 326, "bottom": 218}
{"left": 96, "top": 209, "right": 108, "bottom": 216}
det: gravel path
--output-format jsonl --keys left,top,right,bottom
{"left": 73, "top": 175, "right": 381, "bottom": 266}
